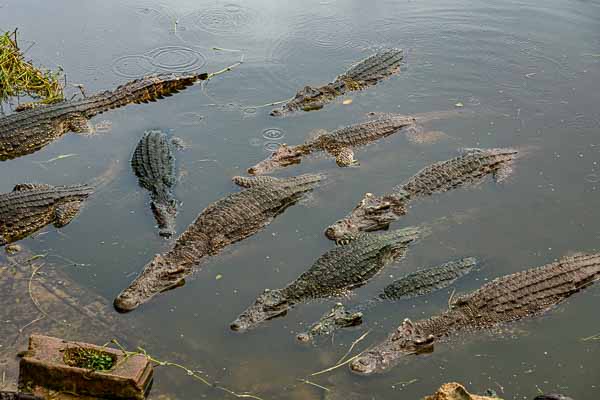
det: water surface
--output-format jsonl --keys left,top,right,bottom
{"left": 1, "top": 0, "right": 600, "bottom": 398}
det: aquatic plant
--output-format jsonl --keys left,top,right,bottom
{"left": 0, "top": 29, "right": 64, "bottom": 106}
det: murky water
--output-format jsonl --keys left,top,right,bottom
{"left": 1, "top": 0, "right": 600, "bottom": 398}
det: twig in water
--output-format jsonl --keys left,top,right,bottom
{"left": 206, "top": 61, "right": 243, "bottom": 80}
{"left": 34, "top": 153, "right": 78, "bottom": 166}
{"left": 309, "top": 331, "right": 371, "bottom": 377}
{"left": 391, "top": 378, "right": 418, "bottom": 388}
{"left": 110, "top": 340, "right": 266, "bottom": 400}
{"left": 581, "top": 332, "right": 600, "bottom": 341}
{"left": 18, "top": 262, "right": 48, "bottom": 334}
{"left": 335, "top": 330, "right": 370, "bottom": 365}
{"left": 310, "top": 351, "right": 366, "bottom": 377}
{"left": 297, "top": 378, "right": 330, "bottom": 392}
{"left": 447, "top": 288, "right": 456, "bottom": 309}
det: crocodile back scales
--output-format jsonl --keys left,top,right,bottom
{"left": 283, "top": 228, "right": 420, "bottom": 301}
{"left": 0, "top": 184, "right": 92, "bottom": 244}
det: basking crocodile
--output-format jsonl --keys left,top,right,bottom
{"left": 297, "top": 257, "right": 478, "bottom": 341}
{"left": 0, "top": 72, "right": 212, "bottom": 161}
{"left": 270, "top": 48, "right": 403, "bottom": 116}
{"left": 114, "top": 174, "right": 323, "bottom": 312}
{"left": 0, "top": 183, "right": 93, "bottom": 246}
{"left": 325, "top": 148, "right": 518, "bottom": 242}
{"left": 131, "top": 130, "right": 179, "bottom": 238}
{"left": 230, "top": 227, "right": 421, "bottom": 332}
{"left": 350, "top": 253, "right": 600, "bottom": 375}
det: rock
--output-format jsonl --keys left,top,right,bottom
{"left": 423, "top": 382, "right": 502, "bottom": 400}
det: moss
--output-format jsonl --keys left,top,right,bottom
{"left": 63, "top": 347, "right": 116, "bottom": 372}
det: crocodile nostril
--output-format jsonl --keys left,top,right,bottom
{"left": 230, "top": 321, "right": 242, "bottom": 331}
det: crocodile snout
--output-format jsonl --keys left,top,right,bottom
{"left": 113, "top": 295, "right": 139, "bottom": 313}
{"left": 350, "top": 355, "right": 377, "bottom": 375}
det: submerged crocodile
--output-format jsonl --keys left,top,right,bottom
{"left": 0, "top": 72, "right": 212, "bottom": 161}
{"left": 131, "top": 130, "right": 180, "bottom": 237}
{"left": 0, "top": 183, "right": 93, "bottom": 246}
{"left": 113, "top": 174, "right": 323, "bottom": 312}
{"left": 325, "top": 148, "right": 518, "bottom": 242}
{"left": 230, "top": 227, "right": 421, "bottom": 332}
{"left": 297, "top": 257, "right": 478, "bottom": 341}
{"left": 350, "top": 253, "right": 600, "bottom": 375}
{"left": 270, "top": 48, "right": 403, "bottom": 116}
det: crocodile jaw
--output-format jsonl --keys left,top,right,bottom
{"left": 230, "top": 289, "right": 289, "bottom": 332}
{"left": 113, "top": 254, "right": 187, "bottom": 313}
{"left": 247, "top": 145, "right": 304, "bottom": 175}
{"left": 325, "top": 193, "right": 406, "bottom": 241}
{"left": 350, "top": 319, "right": 435, "bottom": 374}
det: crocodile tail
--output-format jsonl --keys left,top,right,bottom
{"left": 79, "top": 73, "right": 207, "bottom": 118}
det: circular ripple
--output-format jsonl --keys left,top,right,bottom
{"left": 262, "top": 128, "right": 285, "bottom": 141}
{"left": 148, "top": 46, "right": 207, "bottom": 73}
{"left": 248, "top": 138, "right": 262, "bottom": 147}
{"left": 112, "top": 54, "right": 157, "bottom": 78}
{"left": 181, "top": 3, "right": 255, "bottom": 36}
{"left": 585, "top": 173, "right": 600, "bottom": 183}
{"left": 263, "top": 141, "right": 282, "bottom": 152}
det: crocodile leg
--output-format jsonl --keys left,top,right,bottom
{"left": 331, "top": 147, "right": 359, "bottom": 167}
{"left": 53, "top": 201, "right": 83, "bottom": 227}
{"left": 66, "top": 113, "right": 93, "bottom": 134}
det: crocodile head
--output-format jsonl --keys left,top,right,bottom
{"left": 247, "top": 144, "right": 305, "bottom": 175}
{"left": 230, "top": 288, "right": 289, "bottom": 332}
{"left": 296, "top": 303, "right": 363, "bottom": 342}
{"left": 151, "top": 201, "right": 177, "bottom": 238}
{"left": 270, "top": 86, "right": 326, "bottom": 116}
{"left": 113, "top": 254, "right": 187, "bottom": 313}
{"left": 324, "top": 191, "right": 409, "bottom": 242}
{"left": 350, "top": 318, "right": 434, "bottom": 374}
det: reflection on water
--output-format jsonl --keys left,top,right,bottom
{"left": 1, "top": 0, "right": 600, "bottom": 398}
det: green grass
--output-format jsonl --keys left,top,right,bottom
{"left": 0, "top": 29, "right": 64, "bottom": 106}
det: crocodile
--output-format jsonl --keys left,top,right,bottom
{"left": 349, "top": 252, "right": 600, "bottom": 375}
{"left": 297, "top": 257, "right": 478, "bottom": 341}
{"left": 270, "top": 48, "right": 403, "bottom": 116}
{"left": 230, "top": 227, "right": 421, "bottom": 332}
{"left": 131, "top": 130, "right": 179, "bottom": 238}
{"left": 247, "top": 115, "right": 417, "bottom": 175}
{"left": 533, "top": 396, "right": 573, "bottom": 400}
{"left": 249, "top": 110, "right": 470, "bottom": 175}
{"left": 0, "top": 183, "right": 93, "bottom": 246}
{"left": 325, "top": 147, "right": 518, "bottom": 242}
{"left": 113, "top": 174, "right": 323, "bottom": 312}
{"left": 0, "top": 392, "right": 41, "bottom": 400}
{"left": 0, "top": 72, "right": 211, "bottom": 161}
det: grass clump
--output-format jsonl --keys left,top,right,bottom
{"left": 63, "top": 346, "right": 116, "bottom": 372}
{"left": 0, "top": 29, "right": 64, "bottom": 106}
